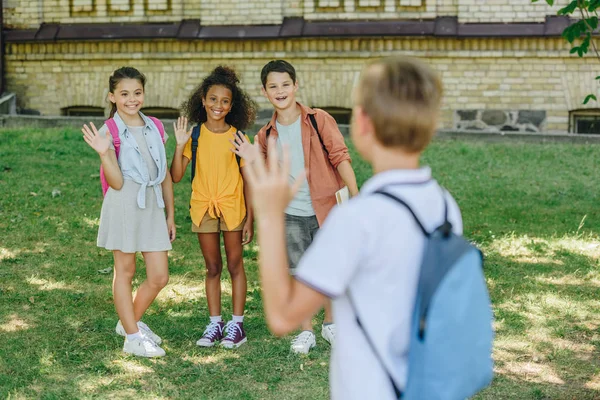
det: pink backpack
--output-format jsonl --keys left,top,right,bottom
{"left": 100, "top": 116, "right": 166, "bottom": 196}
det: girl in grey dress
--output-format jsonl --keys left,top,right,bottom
{"left": 82, "top": 67, "right": 175, "bottom": 358}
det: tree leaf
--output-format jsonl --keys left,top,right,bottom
{"left": 558, "top": 1, "right": 579, "bottom": 15}
{"left": 563, "top": 22, "right": 583, "bottom": 43}
{"left": 583, "top": 94, "right": 597, "bottom": 104}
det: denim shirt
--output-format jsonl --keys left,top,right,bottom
{"left": 112, "top": 111, "right": 167, "bottom": 209}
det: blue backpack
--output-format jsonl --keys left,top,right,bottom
{"left": 351, "top": 189, "right": 494, "bottom": 399}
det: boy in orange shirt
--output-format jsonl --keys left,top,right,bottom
{"left": 253, "top": 60, "right": 358, "bottom": 353}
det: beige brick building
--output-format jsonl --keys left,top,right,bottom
{"left": 2, "top": 0, "right": 597, "bottom": 133}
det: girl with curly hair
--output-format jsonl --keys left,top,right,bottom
{"left": 170, "top": 66, "right": 257, "bottom": 348}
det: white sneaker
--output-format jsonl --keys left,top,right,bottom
{"left": 116, "top": 320, "right": 162, "bottom": 345}
{"left": 291, "top": 330, "right": 316, "bottom": 354}
{"left": 321, "top": 324, "right": 335, "bottom": 346}
{"left": 123, "top": 336, "right": 166, "bottom": 358}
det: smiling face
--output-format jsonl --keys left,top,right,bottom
{"left": 261, "top": 72, "right": 298, "bottom": 111}
{"left": 203, "top": 84, "right": 233, "bottom": 124}
{"left": 108, "top": 78, "right": 144, "bottom": 118}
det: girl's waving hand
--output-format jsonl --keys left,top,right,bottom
{"left": 173, "top": 116, "right": 191, "bottom": 146}
{"left": 230, "top": 131, "right": 258, "bottom": 164}
{"left": 82, "top": 122, "right": 111, "bottom": 156}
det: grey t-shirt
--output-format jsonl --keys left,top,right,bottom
{"left": 276, "top": 117, "right": 315, "bottom": 217}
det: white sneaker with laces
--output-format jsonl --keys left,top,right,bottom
{"left": 321, "top": 324, "right": 335, "bottom": 346}
{"left": 123, "top": 336, "right": 166, "bottom": 358}
{"left": 196, "top": 321, "right": 225, "bottom": 347}
{"left": 291, "top": 330, "right": 316, "bottom": 354}
{"left": 116, "top": 320, "right": 162, "bottom": 345}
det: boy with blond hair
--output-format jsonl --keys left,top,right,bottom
{"left": 232, "top": 56, "right": 464, "bottom": 399}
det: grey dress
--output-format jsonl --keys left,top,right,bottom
{"left": 97, "top": 125, "right": 172, "bottom": 253}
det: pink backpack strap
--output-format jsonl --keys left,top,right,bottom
{"left": 104, "top": 118, "right": 121, "bottom": 157}
{"left": 100, "top": 118, "right": 121, "bottom": 196}
{"left": 148, "top": 116, "right": 166, "bottom": 143}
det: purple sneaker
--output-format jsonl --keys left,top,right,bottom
{"left": 196, "top": 321, "right": 225, "bottom": 347}
{"left": 221, "top": 321, "right": 247, "bottom": 349}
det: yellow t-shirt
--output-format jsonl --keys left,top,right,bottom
{"left": 183, "top": 124, "right": 248, "bottom": 230}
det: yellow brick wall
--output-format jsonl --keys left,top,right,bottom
{"left": 5, "top": 37, "right": 596, "bottom": 131}
{"left": 199, "top": 0, "right": 282, "bottom": 25}
{"left": 302, "top": 0, "right": 438, "bottom": 21}
{"left": 457, "top": 0, "right": 570, "bottom": 23}
{"left": 2, "top": 0, "right": 574, "bottom": 28}
{"left": 3, "top": 0, "right": 42, "bottom": 29}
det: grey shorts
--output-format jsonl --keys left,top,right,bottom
{"left": 285, "top": 214, "right": 319, "bottom": 275}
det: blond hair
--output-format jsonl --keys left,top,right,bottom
{"left": 358, "top": 57, "right": 443, "bottom": 153}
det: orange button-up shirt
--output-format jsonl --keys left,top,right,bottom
{"left": 256, "top": 103, "right": 351, "bottom": 226}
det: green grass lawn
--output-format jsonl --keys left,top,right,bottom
{"left": 1, "top": 128, "right": 600, "bottom": 399}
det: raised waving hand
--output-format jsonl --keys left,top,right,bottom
{"left": 230, "top": 131, "right": 259, "bottom": 164}
{"left": 82, "top": 122, "right": 111, "bottom": 156}
{"left": 173, "top": 116, "right": 191, "bottom": 146}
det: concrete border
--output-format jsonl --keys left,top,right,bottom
{"left": 1, "top": 115, "right": 600, "bottom": 144}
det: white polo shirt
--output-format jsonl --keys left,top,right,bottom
{"left": 295, "top": 167, "right": 463, "bottom": 400}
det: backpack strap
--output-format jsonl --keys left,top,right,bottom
{"left": 347, "top": 292, "right": 403, "bottom": 399}
{"left": 104, "top": 118, "right": 121, "bottom": 157}
{"left": 265, "top": 111, "right": 328, "bottom": 157}
{"left": 374, "top": 190, "right": 430, "bottom": 237}
{"left": 374, "top": 188, "right": 456, "bottom": 340}
{"left": 308, "top": 112, "right": 330, "bottom": 158}
{"left": 374, "top": 188, "right": 452, "bottom": 237}
{"left": 190, "top": 125, "right": 200, "bottom": 184}
{"left": 346, "top": 188, "right": 451, "bottom": 399}
{"left": 233, "top": 130, "right": 243, "bottom": 168}
{"left": 147, "top": 116, "right": 166, "bottom": 144}
{"left": 190, "top": 125, "right": 243, "bottom": 184}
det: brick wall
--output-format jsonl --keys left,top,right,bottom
{"left": 457, "top": 0, "right": 570, "bottom": 23}
{"left": 199, "top": 0, "right": 282, "bottom": 25}
{"left": 5, "top": 37, "right": 596, "bottom": 131}
{"left": 2, "top": 0, "right": 569, "bottom": 28}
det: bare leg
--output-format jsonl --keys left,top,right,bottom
{"left": 223, "top": 231, "right": 247, "bottom": 317}
{"left": 113, "top": 250, "right": 138, "bottom": 334}
{"left": 323, "top": 299, "right": 334, "bottom": 324}
{"left": 198, "top": 233, "right": 223, "bottom": 316}
{"left": 132, "top": 251, "right": 169, "bottom": 321}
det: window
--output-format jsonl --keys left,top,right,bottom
{"left": 61, "top": 106, "right": 105, "bottom": 117}
{"left": 316, "top": 107, "right": 352, "bottom": 125}
{"left": 140, "top": 107, "right": 180, "bottom": 120}
{"left": 570, "top": 109, "right": 600, "bottom": 134}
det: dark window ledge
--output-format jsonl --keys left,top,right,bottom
{"left": 4, "top": 16, "right": 572, "bottom": 43}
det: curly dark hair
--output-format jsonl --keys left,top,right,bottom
{"left": 181, "top": 66, "right": 257, "bottom": 130}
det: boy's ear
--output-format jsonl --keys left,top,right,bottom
{"left": 355, "top": 106, "right": 374, "bottom": 137}
{"left": 261, "top": 86, "right": 267, "bottom": 97}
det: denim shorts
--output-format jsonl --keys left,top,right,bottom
{"left": 285, "top": 214, "right": 319, "bottom": 275}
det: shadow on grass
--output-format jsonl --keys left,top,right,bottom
{"left": 0, "top": 242, "right": 330, "bottom": 399}
{"left": 475, "top": 242, "right": 600, "bottom": 399}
